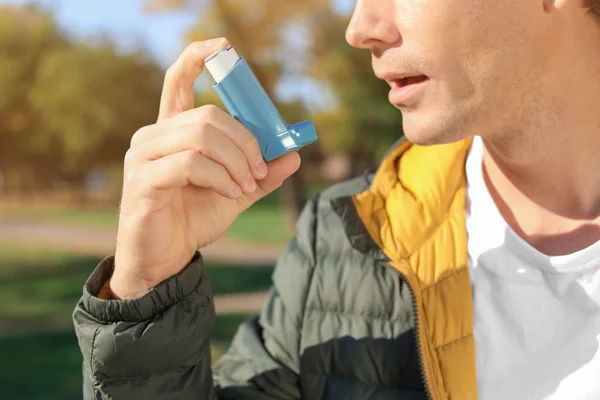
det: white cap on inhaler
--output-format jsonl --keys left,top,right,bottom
{"left": 205, "top": 44, "right": 240, "bottom": 84}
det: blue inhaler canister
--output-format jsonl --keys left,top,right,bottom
{"left": 205, "top": 44, "right": 318, "bottom": 161}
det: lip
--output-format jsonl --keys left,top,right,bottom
{"left": 388, "top": 76, "right": 429, "bottom": 106}
{"left": 376, "top": 72, "right": 421, "bottom": 81}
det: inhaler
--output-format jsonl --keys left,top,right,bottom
{"left": 205, "top": 44, "right": 318, "bottom": 161}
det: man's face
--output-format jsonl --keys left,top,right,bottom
{"left": 346, "top": 0, "right": 557, "bottom": 145}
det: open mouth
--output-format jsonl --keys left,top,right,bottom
{"left": 387, "top": 74, "right": 430, "bottom": 105}
{"left": 395, "top": 75, "right": 429, "bottom": 88}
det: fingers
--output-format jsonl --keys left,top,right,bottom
{"left": 142, "top": 150, "right": 243, "bottom": 199}
{"left": 131, "top": 105, "right": 267, "bottom": 181}
{"left": 130, "top": 107, "right": 204, "bottom": 147}
{"left": 135, "top": 120, "right": 258, "bottom": 194}
{"left": 240, "top": 151, "right": 302, "bottom": 209}
{"left": 194, "top": 106, "right": 266, "bottom": 180}
{"left": 158, "top": 38, "right": 228, "bottom": 121}
{"left": 125, "top": 147, "right": 301, "bottom": 206}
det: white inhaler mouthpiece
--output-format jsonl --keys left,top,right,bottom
{"left": 205, "top": 44, "right": 240, "bottom": 84}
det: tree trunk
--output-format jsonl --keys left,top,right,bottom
{"left": 281, "top": 170, "right": 306, "bottom": 232}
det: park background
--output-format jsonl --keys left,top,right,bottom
{"left": 0, "top": 0, "right": 404, "bottom": 398}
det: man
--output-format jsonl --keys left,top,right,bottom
{"left": 73, "top": 0, "right": 600, "bottom": 399}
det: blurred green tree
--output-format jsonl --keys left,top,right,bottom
{"left": 29, "top": 41, "right": 163, "bottom": 188}
{"left": 0, "top": 5, "right": 67, "bottom": 190}
{"left": 307, "top": 8, "right": 404, "bottom": 175}
{"left": 145, "top": 1, "right": 404, "bottom": 209}
{"left": 0, "top": 5, "right": 163, "bottom": 198}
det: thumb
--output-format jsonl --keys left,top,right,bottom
{"left": 238, "top": 151, "right": 301, "bottom": 210}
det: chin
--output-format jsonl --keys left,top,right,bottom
{"left": 400, "top": 108, "right": 471, "bottom": 146}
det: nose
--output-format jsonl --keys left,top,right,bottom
{"left": 345, "top": 0, "right": 401, "bottom": 51}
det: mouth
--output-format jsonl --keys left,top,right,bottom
{"left": 391, "top": 75, "right": 429, "bottom": 88}
{"left": 379, "top": 73, "right": 430, "bottom": 106}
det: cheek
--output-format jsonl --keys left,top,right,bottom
{"left": 397, "top": 0, "right": 492, "bottom": 90}
{"left": 437, "top": 3, "right": 546, "bottom": 105}
{"left": 396, "top": 0, "right": 548, "bottom": 129}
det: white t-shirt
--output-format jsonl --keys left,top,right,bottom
{"left": 466, "top": 136, "right": 600, "bottom": 400}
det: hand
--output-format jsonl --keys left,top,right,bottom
{"left": 111, "top": 38, "right": 301, "bottom": 299}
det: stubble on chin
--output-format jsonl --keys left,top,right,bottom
{"left": 400, "top": 105, "right": 474, "bottom": 146}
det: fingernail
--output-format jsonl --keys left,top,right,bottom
{"left": 255, "top": 157, "right": 268, "bottom": 178}
{"left": 246, "top": 173, "right": 257, "bottom": 192}
{"left": 231, "top": 183, "right": 242, "bottom": 197}
{"left": 204, "top": 37, "right": 226, "bottom": 47}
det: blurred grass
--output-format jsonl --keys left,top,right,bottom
{"left": 0, "top": 199, "right": 291, "bottom": 245}
{"left": 0, "top": 331, "right": 83, "bottom": 400}
{"left": 0, "top": 244, "right": 94, "bottom": 327}
{"left": 0, "top": 242, "right": 270, "bottom": 399}
{"left": 0, "top": 242, "right": 274, "bottom": 326}
{"left": 227, "top": 204, "right": 290, "bottom": 245}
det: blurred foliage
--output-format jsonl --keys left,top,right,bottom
{"left": 145, "top": 0, "right": 402, "bottom": 225}
{"left": 147, "top": 0, "right": 327, "bottom": 146}
{"left": 307, "top": 8, "right": 404, "bottom": 172}
{"left": 150, "top": 0, "right": 331, "bottom": 222}
{"left": 0, "top": 5, "right": 164, "bottom": 192}
{"left": 148, "top": 0, "right": 403, "bottom": 176}
{"left": 0, "top": 1, "right": 405, "bottom": 200}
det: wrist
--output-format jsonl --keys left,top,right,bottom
{"left": 111, "top": 251, "right": 195, "bottom": 300}
{"left": 111, "top": 252, "right": 162, "bottom": 299}
{"left": 109, "top": 268, "right": 158, "bottom": 300}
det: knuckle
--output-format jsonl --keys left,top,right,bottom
{"left": 181, "top": 150, "right": 200, "bottom": 170}
{"left": 123, "top": 160, "right": 143, "bottom": 186}
{"left": 130, "top": 126, "right": 149, "bottom": 148}
{"left": 186, "top": 108, "right": 205, "bottom": 126}
{"left": 164, "top": 64, "right": 179, "bottom": 81}
{"left": 124, "top": 149, "right": 139, "bottom": 165}
{"left": 187, "top": 41, "right": 203, "bottom": 54}
{"left": 195, "top": 117, "right": 212, "bottom": 134}
{"left": 125, "top": 168, "right": 141, "bottom": 185}
{"left": 199, "top": 104, "right": 221, "bottom": 120}
{"left": 184, "top": 41, "right": 200, "bottom": 53}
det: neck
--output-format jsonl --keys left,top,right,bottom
{"left": 481, "top": 20, "right": 600, "bottom": 255}
{"left": 484, "top": 115, "right": 600, "bottom": 219}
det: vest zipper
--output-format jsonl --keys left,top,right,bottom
{"left": 384, "top": 262, "right": 433, "bottom": 400}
